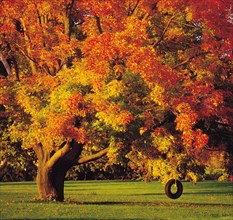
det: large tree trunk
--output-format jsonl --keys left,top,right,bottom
{"left": 36, "top": 166, "right": 58, "bottom": 201}
{"left": 50, "top": 165, "right": 69, "bottom": 201}
{"left": 36, "top": 163, "right": 69, "bottom": 201}
{"left": 35, "top": 140, "right": 109, "bottom": 202}
{"left": 35, "top": 140, "right": 83, "bottom": 201}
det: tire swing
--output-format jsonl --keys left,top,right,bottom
{"left": 165, "top": 179, "right": 183, "bottom": 199}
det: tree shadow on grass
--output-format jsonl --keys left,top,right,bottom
{"left": 11, "top": 218, "right": 147, "bottom": 220}
{"left": 127, "top": 193, "right": 164, "bottom": 196}
{"left": 58, "top": 200, "right": 233, "bottom": 208}
{"left": 24, "top": 191, "right": 233, "bottom": 208}
{"left": 184, "top": 191, "right": 233, "bottom": 195}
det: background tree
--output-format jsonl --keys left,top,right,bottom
{"left": 0, "top": 0, "right": 232, "bottom": 201}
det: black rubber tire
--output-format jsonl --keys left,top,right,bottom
{"left": 165, "top": 179, "right": 183, "bottom": 199}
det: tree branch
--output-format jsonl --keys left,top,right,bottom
{"left": 152, "top": 14, "right": 176, "bottom": 47}
{"left": 173, "top": 51, "right": 210, "bottom": 69}
{"left": 46, "top": 141, "right": 71, "bottom": 170}
{"left": 95, "top": 16, "right": 103, "bottom": 34}
{"left": 77, "top": 147, "right": 109, "bottom": 165}
{"left": 66, "top": 0, "right": 76, "bottom": 16}
{"left": 128, "top": 0, "right": 140, "bottom": 16}
{"left": 173, "top": 57, "right": 192, "bottom": 69}
{"left": 19, "top": 18, "right": 37, "bottom": 74}
{"left": 0, "top": 51, "right": 12, "bottom": 76}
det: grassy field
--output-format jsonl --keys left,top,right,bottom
{"left": 0, "top": 180, "right": 232, "bottom": 220}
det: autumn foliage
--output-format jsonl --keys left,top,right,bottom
{"left": 0, "top": 0, "right": 232, "bottom": 200}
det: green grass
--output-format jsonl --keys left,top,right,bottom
{"left": 0, "top": 180, "right": 232, "bottom": 220}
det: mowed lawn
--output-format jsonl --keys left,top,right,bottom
{"left": 0, "top": 180, "right": 232, "bottom": 220}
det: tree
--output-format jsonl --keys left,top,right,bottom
{"left": 0, "top": 0, "right": 232, "bottom": 201}
{"left": 0, "top": 0, "right": 110, "bottom": 201}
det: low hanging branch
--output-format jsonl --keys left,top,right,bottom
{"left": 77, "top": 147, "right": 109, "bottom": 165}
